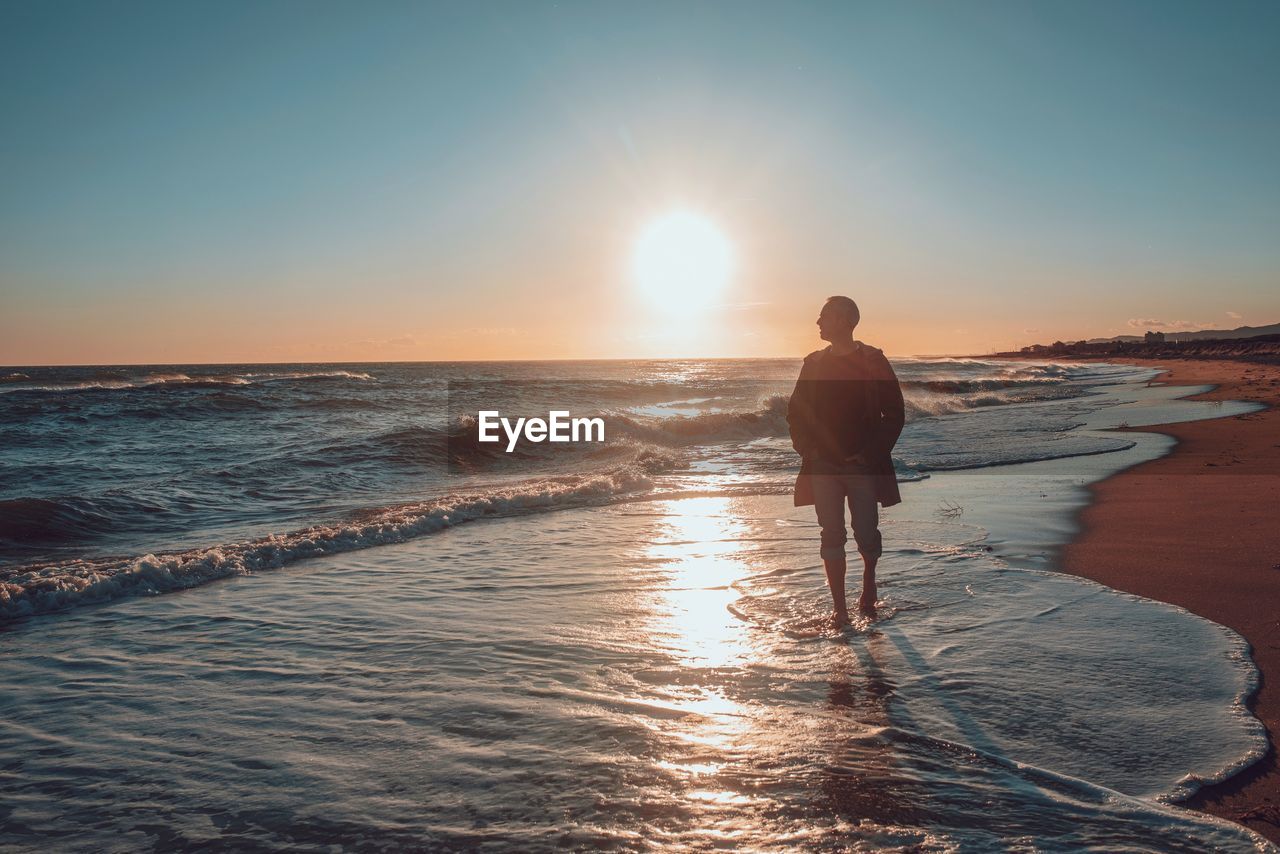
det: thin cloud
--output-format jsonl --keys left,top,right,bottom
{"left": 348, "top": 334, "right": 420, "bottom": 349}
{"left": 343, "top": 330, "right": 417, "bottom": 350}
{"left": 1126, "top": 318, "right": 1205, "bottom": 332}
{"left": 1226, "top": 311, "right": 1243, "bottom": 320}
{"left": 435, "top": 327, "right": 525, "bottom": 340}
{"left": 462, "top": 327, "right": 523, "bottom": 336}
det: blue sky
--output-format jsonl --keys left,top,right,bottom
{"left": 2, "top": 0, "right": 1277, "bottom": 362}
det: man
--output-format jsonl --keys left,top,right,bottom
{"left": 787, "top": 296, "right": 905, "bottom": 627}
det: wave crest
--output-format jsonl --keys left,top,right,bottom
{"left": 0, "top": 370, "right": 374, "bottom": 395}
{"left": 0, "top": 454, "right": 679, "bottom": 622}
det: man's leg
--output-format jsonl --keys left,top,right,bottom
{"left": 824, "top": 558, "right": 849, "bottom": 625}
{"left": 811, "top": 475, "right": 851, "bottom": 626}
{"left": 847, "top": 474, "right": 883, "bottom": 613}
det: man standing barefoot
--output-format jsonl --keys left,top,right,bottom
{"left": 787, "top": 297, "right": 905, "bottom": 627}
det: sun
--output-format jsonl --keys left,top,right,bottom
{"left": 632, "top": 212, "right": 734, "bottom": 309}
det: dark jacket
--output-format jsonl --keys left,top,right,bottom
{"left": 787, "top": 342, "right": 905, "bottom": 508}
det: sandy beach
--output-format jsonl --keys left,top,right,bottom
{"left": 1053, "top": 357, "right": 1280, "bottom": 843}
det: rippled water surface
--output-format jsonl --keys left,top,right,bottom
{"left": 2, "top": 358, "right": 1146, "bottom": 618}
{"left": 1, "top": 492, "right": 1270, "bottom": 851}
{"left": 1, "top": 358, "right": 1272, "bottom": 850}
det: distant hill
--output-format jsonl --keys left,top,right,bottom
{"left": 1084, "top": 322, "right": 1280, "bottom": 344}
{"left": 989, "top": 331, "right": 1280, "bottom": 365}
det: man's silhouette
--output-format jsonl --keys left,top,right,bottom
{"left": 787, "top": 296, "right": 905, "bottom": 626}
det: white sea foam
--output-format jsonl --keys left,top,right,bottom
{"left": 0, "top": 369, "right": 373, "bottom": 394}
{"left": 0, "top": 456, "right": 672, "bottom": 621}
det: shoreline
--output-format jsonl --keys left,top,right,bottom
{"left": 1047, "top": 357, "right": 1280, "bottom": 843}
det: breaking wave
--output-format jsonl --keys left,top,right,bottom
{"left": 0, "top": 357, "right": 1162, "bottom": 623}
{"left": 0, "top": 369, "right": 374, "bottom": 394}
{"left": 0, "top": 453, "right": 679, "bottom": 621}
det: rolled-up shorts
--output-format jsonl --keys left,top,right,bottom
{"left": 810, "top": 469, "right": 881, "bottom": 561}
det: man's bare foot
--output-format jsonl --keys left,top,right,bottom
{"left": 831, "top": 610, "right": 850, "bottom": 629}
{"left": 858, "top": 585, "right": 878, "bottom": 614}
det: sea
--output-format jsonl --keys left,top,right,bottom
{"left": 0, "top": 358, "right": 1273, "bottom": 851}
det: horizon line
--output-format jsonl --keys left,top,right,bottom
{"left": 1, "top": 351, "right": 991, "bottom": 369}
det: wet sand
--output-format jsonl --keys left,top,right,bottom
{"left": 1054, "top": 358, "right": 1280, "bottom": 843}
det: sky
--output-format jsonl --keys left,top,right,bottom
{"left": 2, "top": 0, "right": 1278, "bottom": 364}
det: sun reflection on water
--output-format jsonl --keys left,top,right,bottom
{"left": 634, "top": 496, "right": 761, "bottom": 782}
{"left": 632, "top": 497, "right": 917, "bottom": 836}
{"left": 645, "top": 496, "right": 753, "bottom": 670}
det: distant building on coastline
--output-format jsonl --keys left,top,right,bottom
{"left": 1008, "top": 321, "right": 1280, "bottom": 358}
{"left": 1002, "top": 329, "right": 1280, "bottom": 361}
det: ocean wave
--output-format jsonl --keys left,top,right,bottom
{"left": 292, "top": 395, "right": 389, "bottom": 411}
{"left": 311, "top": 402, "right": 791, "bottom": 471}
{"left": 0, "top": 359, "right": 1164, "bottom": 625}
{"left": 0, "top": 370, "right": 374, "bottom": 394}
{"left": 1164, "top": 628, "right": 1269, "bottom": 802}
{"left": 612, "top": 394, "right": 791, "bottom": 444}
{"left": 303, "top": 418, "right": 523, "bottom": 468}
{"left": 614, "top": 384, "right": 1085, "bottom": 443}
{"left": 0, "top": 454, "right": 680, "bottom": 622}
{"left": 0, "top": 490, "right": 192, "bottom": 551}
{"left": 374, "top": 384, "right": 1098, "bottom": 466}
{"left": 909, "top": 437, "right": 1138, "bottom": 471}
{"left": 0, "top": 496, "right": 120, "bottom": 544}
{"left": 901, "top": 376, "right": 1062, "bottom": 393}
{"left": 903, "top": 385, "right": 1084, "bottom": 419}
{"left": 252, "top": 370, "right": 375, "bottom": 384}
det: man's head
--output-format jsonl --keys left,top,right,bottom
{"left": 817, "top": 296, "right": 860, "bottom": 342}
